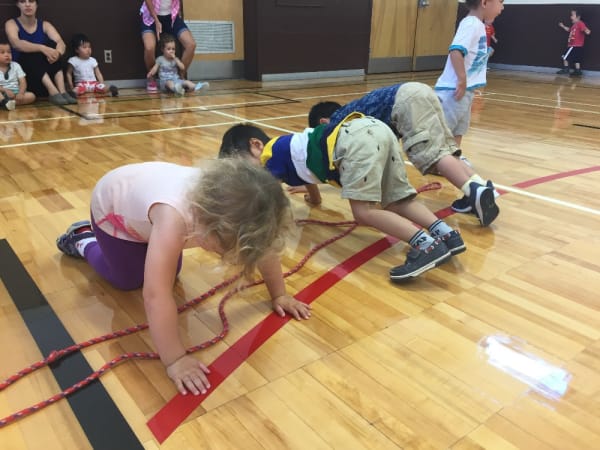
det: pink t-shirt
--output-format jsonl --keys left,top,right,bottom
{"left": 140, "top": 0, "right": 181, "bottom": 26}
{"left": 568, "top": 21, "right": 588, "bottom": 47}
{"left": 91, "top": 162, "right": 198, "bottom": 242}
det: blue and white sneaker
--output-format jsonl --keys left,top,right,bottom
{"left": 56, "top": 220, "right": 94, "bottom": 258}
{"left": 451, "top": 180, "right": 499, "bottom": 214}
{"left": 440, "top": 230, "right": 466, "bottom": 255}
{"left": 469, "top": 182, "right": 499, "bottom": 226}
{"left": 194, "top": 81, "right": 210, "bottom": 91}
{"left": 451, "top": 195, "right": 472, "bottom": 213}
{"left": 390, "top": 240, "right": 452, "bottom": 282}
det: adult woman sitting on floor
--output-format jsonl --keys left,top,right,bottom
{"left": 4, "top": 0, "right": 76, "bottom": 105}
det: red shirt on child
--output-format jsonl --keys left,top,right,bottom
{"left": 568, "top": 21, "right": 588, "bottom": 47}
{"left": 485, "top": 23, "right": 495, "bottom": 47}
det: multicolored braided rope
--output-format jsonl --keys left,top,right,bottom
{"left": 0, "top": 219, "right": 357, "bottom": 427}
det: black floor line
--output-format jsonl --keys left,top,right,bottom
{"left": 573, "top": 123, "right": 600, "bottom": 130}
{"left": 0, "top": 239, "right": 142, "bottom": 450}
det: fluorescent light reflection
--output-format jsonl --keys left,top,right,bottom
{"left": 479, "top": 335, "right": 571, "bottom": 400}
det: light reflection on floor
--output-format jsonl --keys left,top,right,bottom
{"left": 479, "top": 334, "right": 571, "bottom": 400}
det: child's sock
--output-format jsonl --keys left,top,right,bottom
{"left": 72, "top": 225, "right": 95, "bottom": 257}
{"left": 409, "top": 230, "right": 436, "bottom": 250}
{"left": 460, "top": 174, "right": 486, "bottom": 196}
{"left": 75, "top": 237, "right": 96, "bottom": 257}
{"left": 428, "top": 219, "right": 453, "bottom": 238}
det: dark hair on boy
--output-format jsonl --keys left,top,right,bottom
{"left": 465, "top": 0, "right": 481, "bottom": 8}
{"left": 308, "top": 101, "right": 342, "bottom": 128}
{"left": 71, "top": 33, "right": 89, "bottom": 53}
{"left": 219, "top": 124, "right": 270, "bottom": 158}
{"left": 159, "top": 33, "right": 177, "bottom": 50}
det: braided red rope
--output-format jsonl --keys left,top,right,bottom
{"left": 0, "top": 182, "right": 440, "bottom": 427}
{"left": 0, "top": 219, "right": 357, "bottom": 428}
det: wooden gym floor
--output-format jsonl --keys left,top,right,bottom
{"left": 0, "top": 70, "right": 599, "bottom": 449}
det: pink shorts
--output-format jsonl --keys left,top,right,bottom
{"left": 75, "top": 81, "right": 106, "bottom": 95}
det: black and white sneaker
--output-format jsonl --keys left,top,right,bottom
{"left": 390, "top": 240, "right": 452, "bottom": 282}
{"left": 469, "top": 182, "right": 499, "bottom": 226}
{"left": 451, "top": 181, "right": 499, "bottom": 214}
{"left": 451, "top": 195, "right": 471, "bottom": 213}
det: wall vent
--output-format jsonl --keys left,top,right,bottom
{"left": 185, "top": 20, "right": 235, "bottom": 54}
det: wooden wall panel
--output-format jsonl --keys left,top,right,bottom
{"left": 413, "top": 0, "right": 458, "bottom": 57}
{"left": 369, "top": 0, "right": 418, "bottom": 58}
{"left": 184, "top": 0, "right": 245, "bottom": 61}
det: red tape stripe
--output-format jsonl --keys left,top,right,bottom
{"left": 147, "top": 235, "right": 396, "bottom": 443}
{"left": 512, "top": 166, "right": 600, "bottom": 189}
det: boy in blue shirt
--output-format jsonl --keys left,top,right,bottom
{"left": 219, "top": 116, "right": 465, "bottom": 282}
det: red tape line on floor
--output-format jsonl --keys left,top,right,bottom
{"left": 513, "top": 166, "right": 600, "bottom": 189}
{"left": 147, "top": 235, "right": 397, "bottom": 443}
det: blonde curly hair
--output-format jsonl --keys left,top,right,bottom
{"left": 188, "top": 158, "right": 292, "bottom": 278}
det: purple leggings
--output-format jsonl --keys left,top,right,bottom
{"left": 85, "top": 216, "right": 182, "bottom": 290}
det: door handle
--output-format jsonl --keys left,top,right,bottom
{"left": 418, "top": 0, "right": 430, "bottom": 7}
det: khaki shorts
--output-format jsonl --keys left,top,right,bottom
{"left": 391, "top": 82, "right": 459, "bottom": 174}
{"left": 332, "top": 117, "right": 416, "bottom": 208}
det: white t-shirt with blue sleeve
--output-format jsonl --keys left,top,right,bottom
{"left": 435, "top": 15, "right": 488, "bottom": 92}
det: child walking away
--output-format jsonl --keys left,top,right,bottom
{"left": 557, "top": 10, "right": 591, "bottom": 77}
{"left": 220, "top": 119, "right": 466, "bottom": 282}
{"left": 147, "top": 34, "right": 208, "bottom": 96}
{"left": 66, "top": 34, "right": 118, "bottom": 97}
{"left": 0, "top": 40, "right": 36, "bottom": 110}
{"left": 308, "top": 82, "right": 500, "bottom": 226}
{"left": 56, "top": 158, "right": 310, "bottom": 395}
{"left": 434, "top": 0, "right": 504, "bottom": 150}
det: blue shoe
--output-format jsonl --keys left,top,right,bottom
{"left": 390, "top": 240, "right": 452, "bottom": 282}
{"left": 451, "top": 195, "right": 471, "bottom": 213}
{"left": 469, "top": 182, "right": 499, "bottom": 226}
{"left": 56, "top": 220, "right": 94, "bottom": 258}
{"left": 487, "top": 180, "right": 500, "bottom": 198}
{"left": 451, "top": 180, "right": 498, "bottom": 214}
{"left": 194, "top": 81, "right": 209, "bottom": 91}
{"left": 440, "top": 230, "right": 466, "bottom": 255}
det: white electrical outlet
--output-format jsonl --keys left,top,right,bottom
{"left": 104, "top": 50, "right": 112, "bottom": 64}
